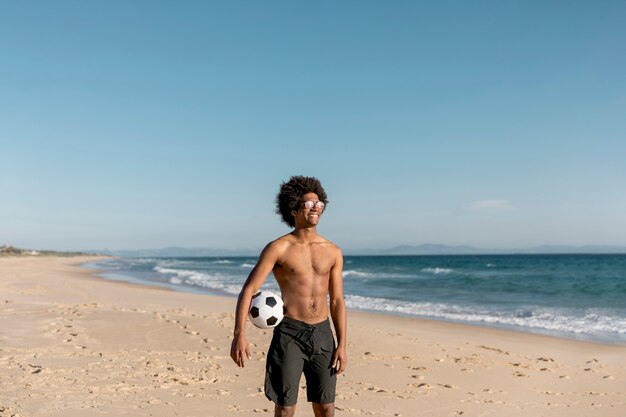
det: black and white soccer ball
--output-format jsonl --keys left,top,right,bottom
{"left": 248, "top": 291, "right": 284, "bottom": 329}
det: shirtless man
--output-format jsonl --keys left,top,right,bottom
{"left": 230, "top": 176, "right": 347, "bottom": 417}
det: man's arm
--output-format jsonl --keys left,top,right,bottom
{"left": 329, "top": 247, "right": 347, "bottom": 374}
{"left": 230, "top": 242, "right": 280, "bottom": 368}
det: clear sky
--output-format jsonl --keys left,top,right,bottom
{"left": 1, "top": 1, "right": 625, "bottom": 252}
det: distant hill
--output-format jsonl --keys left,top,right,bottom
{"left": 92, "top": 246, "right": 259, "bottom": 258}
{"left": 363, "top": 244, "right": 626, "bottom": 255}
{"left": 518, "top": 244, "right": 626, "bottom": 254}
{"left": 88, "top": 243, "right": 626, "bottom": 258}
{"left": 8, "top": 243, "right": 625, "bottom": 259}
{"left": 91, "top": 244, "right": 481, "bottom": 258}
{"left": 360, "top": 244, "right": 481, "bottom": 255}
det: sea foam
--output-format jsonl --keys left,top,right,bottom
{"left": 344, "top": 294, "right": 626, "bottom": 340}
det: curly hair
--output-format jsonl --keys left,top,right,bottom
{"left": 275, "top": 176, "right": 329, "bottom": 228}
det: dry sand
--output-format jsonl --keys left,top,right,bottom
{"left": 1, "top": 256, "right": 624, "bottom": 417}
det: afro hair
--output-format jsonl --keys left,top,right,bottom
{"left": 275, "top": 176, "right": 329, "bottom": 228}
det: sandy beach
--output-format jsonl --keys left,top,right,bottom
{"left": 1, "top": 256, "right": 624, "bottom": 417}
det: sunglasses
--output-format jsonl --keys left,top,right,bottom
{"left": 301, "top": 200, "right": 325, "bottom": 210}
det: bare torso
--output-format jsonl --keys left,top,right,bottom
{"left": 272, "top": 234, "right": 339, "bottom": 323}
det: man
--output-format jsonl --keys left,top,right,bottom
{"left": 231, "top": 175, "right": 347, "bottom": 417}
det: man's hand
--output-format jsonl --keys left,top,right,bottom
{"left": 230, "top": 335, "right": 252, "bottom": 368}
{"left": 331, "top": 345, "right": 347, "bottom": 374}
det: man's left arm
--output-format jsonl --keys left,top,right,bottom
{"left": 329, "top": 247, "right": 347, "bottom": 374}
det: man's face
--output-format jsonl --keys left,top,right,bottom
{"left": 293, "top": 192, "right": 324, "bottom": 227}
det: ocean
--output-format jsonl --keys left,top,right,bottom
{"left": 88, "top": 254, "right": 626, "bottom": 344}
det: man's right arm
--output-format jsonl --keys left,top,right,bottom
{"left": 230, "top": 241, "right": 280, "bottom": 368}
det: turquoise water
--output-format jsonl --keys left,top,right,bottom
{"left": 91, "top": 254, "right": 626, "bottom": 343}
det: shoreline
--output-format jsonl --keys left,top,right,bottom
{"left": 2, "top": 256, "right": 625, "bottom": 416}
{"left": 86, "top": 257, "right": 625, "bottom": 346}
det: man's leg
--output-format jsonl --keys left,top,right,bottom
{"left": 312, "top": 402, "right": 334, "bottom": 417}
{"left": 275, "top": 404, "right": 296, "bottom": 417}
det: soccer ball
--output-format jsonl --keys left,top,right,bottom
{"left": 249, "top": 291, "right": 284, "bottom": 329}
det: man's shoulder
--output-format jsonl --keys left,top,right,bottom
{"left": 319, "top": 236, "right": 339, "bottom": 247}
{"left": 314, "top": 235, "right": 343, "bottom": 254}
{"left": 329, "top": 241, "right": 343, "bottom": 257}
{"left": 264, "top": 234, "right": 295, "bottom": 252}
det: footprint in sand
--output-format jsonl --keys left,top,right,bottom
{"left": 153, "top": 313, "right": 168, "bottom": 320}
{"left": 479, "top": 345, "right": 510, "bottom": 355}
{"left": 335, "top": 406, "right": 369, "bottom": 414}
{"left": 185, "top": 330, "right": 200, "bottom": 335}
{"left": 367, "top": 386, "right": 392, "bottom": 393}
{"left": 29, "top": 365, "right": 43, "bottom": 374}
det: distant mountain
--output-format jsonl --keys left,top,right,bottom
{"left": 345, "top": 244, "right": 482, "bottom": 255}
{"left": 348, "top": 244, "right": 626, "bottom": 256}
{"left": 379, "top": 244, "right": 481, "bottom": 255}
{"left": 519, "top": 245, "right": 626, "bottom": 254}
{"left": 91, "top": 246, "right": 259, "bottom": 258}
{"left": 86, "top": 244, "right": 626, "bottom": 258}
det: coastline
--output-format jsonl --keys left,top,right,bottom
{"left": 1, "top": 256, "right": 625, "bottom": 416}
{"left": 89, "top": 255, "right": 626, "bottom": 345}
{"left": 84, "top": 257, "right": 625, "bottom": 347}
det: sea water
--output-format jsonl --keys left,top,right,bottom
{"left": 89, "top": 254, "right": 626, "bottom": 344}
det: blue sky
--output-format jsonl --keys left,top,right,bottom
{"left": 1, "top": 1, "right": 625, "bottom": 252}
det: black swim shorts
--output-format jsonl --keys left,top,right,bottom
{"left": 265, "top": 316, "right": 336, "bottom": 406}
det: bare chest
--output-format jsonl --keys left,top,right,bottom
{"left": 276, "top": 245, "right": 335, "bottom": 278}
